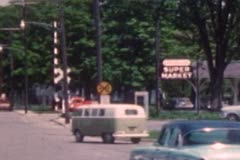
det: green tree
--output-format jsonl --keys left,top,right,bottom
{"left": 0, "top": 0, "right": 214, "bottom": 105}
{"left": 101, "top": 0, "right": 155, "bottom": 92}
{"left": 176, "top": 0, "right": 240, "bottom": 110}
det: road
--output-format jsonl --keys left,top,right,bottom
{"left": 0, "top": 111, "right": 157, "bottom": 160}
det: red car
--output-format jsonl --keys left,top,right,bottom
{"left": 69, "top": 97, "right": 94, "bottom": 111}
{"left": 0, "top": 94, "right": 12, "bottom": 111}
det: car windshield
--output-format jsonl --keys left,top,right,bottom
{"left": 183, "top": 128, "right": 240, "bottom": 146}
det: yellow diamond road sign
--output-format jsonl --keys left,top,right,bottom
{"left": 97, "top": 81, "right": 112, "bottom": 95}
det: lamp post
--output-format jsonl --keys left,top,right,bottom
{"left": 18, "top": 17, "right": 70, "bottom": 119}
{"left": 10, "top": 0, "right": 39, "bottom": 114}
{"left": 20, "top": 14, "right": 29, "bottom": 114}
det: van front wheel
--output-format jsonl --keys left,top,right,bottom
{"left": 130, "top": 138, "right": 141, "bottom": 144}
{"left": 75, "top": 130, "right": 84, "bottom": 142}
{"left": 102, "top": 133, "right": 115, "bottom": 144}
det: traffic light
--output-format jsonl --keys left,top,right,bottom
{"left": 20, "top": 19, "right": 26, "bottom": 29}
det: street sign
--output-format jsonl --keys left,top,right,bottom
{"left": 162, "top": 59, "right": 191, "bottom": 66}
{"left": 54, "top": 67, "right": 71, "bottom": 84}
{"left": 54, "top": 67, "right": 63, "bottom": 84}
{"left": 100, "top": 95, "right": 110, "bottom": 104}
{"left": 160, "top": 59, "right": 192, "bottom": 79}
{"left": 97, "top": 81, "right": 112, "bottom": 95}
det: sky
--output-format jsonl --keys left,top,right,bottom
{"left": 0, "top": 0, "right": 10, "bottom": 6}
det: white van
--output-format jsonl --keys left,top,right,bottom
{"left": 71, "top": 104, "right": 149, "bottom": 144}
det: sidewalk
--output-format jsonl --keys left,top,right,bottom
{"left": 15, "top": 109, "right": 172, "bottom": 131}
{"left": 15, "top": 109, "right": 71, "bottom": 128}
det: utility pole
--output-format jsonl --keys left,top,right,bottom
{"left": 21, "top": 0, "right": 29, "bottom": 114}
{"left": 152, "top": 0, "right": 162, "bottom": 113}
{"left": 155, "top": 17, "right": 160, "bottom": 113}
{"left": 196, "top": 57, "right": 200, "bottom": 114}
{"left": 93, "top": 0, "right": 102, "bottom": 83}
{"left": 58, "top": 0, "right": 70, "bottom": 124}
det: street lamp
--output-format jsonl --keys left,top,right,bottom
{"left": 20, "top": 20, "right": 26, "bottom": 29}
{"left": 11, "top": 0, "right": 70, "bottom": 121}
{"left": 18, "top": 17, "right": 71, "bottom": 120}
{"left": 0, "top": 46, "right": 3, "bottom": 52}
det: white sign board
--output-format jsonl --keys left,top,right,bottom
{"left": 160, "top": 59, "right": 192, "bottom": 79}
{"left": 134, "top": 91, "right": 149, "bottom": 118}
{"left": 100, "top": 95, "right": 110, "bottom": 104}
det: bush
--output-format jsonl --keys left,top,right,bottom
{"left": 30, "top": 105, "right": 56, "bottom": 113}
{"left": 149, "top": 106, "right": 223, "bottom": 120}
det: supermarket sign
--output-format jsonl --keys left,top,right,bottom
{"left": 160, "top": 59, "right": 192, "bottom": 79}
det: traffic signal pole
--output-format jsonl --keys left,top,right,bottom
{"left": 58, "top": 0, "right": 70, "bottom": 124}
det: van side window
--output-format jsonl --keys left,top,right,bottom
{"left": 76, "top": 109, "right": 83, "bottom": 116}
{"left": 125, "top": 109, "right": 138, "bottom": 115}
{"left": 84, "top": 109, "right": 90, "bottom": 116}
{"left": 72, "top": 109, "right": 82, "bottom": 116}
{"left": 92, "top": 109, "right": 98, "bottom": 116}
{"left": 99, "top": 109, "right": 105, "bottom": 116}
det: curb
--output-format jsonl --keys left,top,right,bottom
{"left": 50, "top": 118, "right": 70, "bottom": 128}
{"left": 14, "top": 110, "right": 39, "bottom": 116}
{"left": 15, "top": 109, "right": 70, "bottom": 127}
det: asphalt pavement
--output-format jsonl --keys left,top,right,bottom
{"left": 2, "top": 111, "right": 140, "bottom": 160}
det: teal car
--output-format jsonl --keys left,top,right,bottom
{"left": 130, "top": 120, "right": 240, "bottom": 160}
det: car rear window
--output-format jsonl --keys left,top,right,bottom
{"left": 125, "top": 109, "right": 138, "bottom": 115}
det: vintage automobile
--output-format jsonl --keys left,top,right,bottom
{"left": 220, "top": 105, "right": 240, "bottom": 121}
{"left": 69, "top": 96, "right": 95, "bottom": 111}
{"left": 72, "top": 104, "right": 149, "bottom": 143}
{"left": 130, "top": 120, "right": 240, "bottom": 160}
{"left": 0, "top": 93, "right": 12, "bottom": 111}
{"left": 164, "top": 97, "right": 194, "bottom": 110}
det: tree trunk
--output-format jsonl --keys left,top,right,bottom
{"left": 209, "top": 71, "right": 224, "bottom": 111}
{"left": 84, "top": 83, "right": 92, "bottom": 100}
